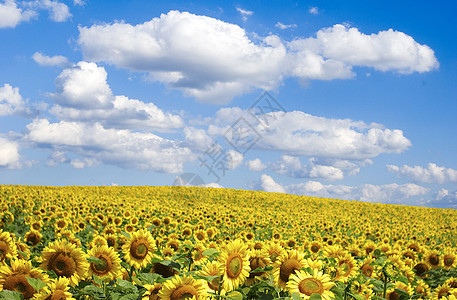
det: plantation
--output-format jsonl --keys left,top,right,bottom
{"left": 0, "top": 184, "right": 456, "bottom": 299}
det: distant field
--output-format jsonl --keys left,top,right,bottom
{"left": 1, "top": 185, "right": 456, "bottom": 299}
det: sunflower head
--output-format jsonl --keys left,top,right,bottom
{"left": 286, "top": 269, "right": 334, "bottom": 300}
{"left": 158, "top": 275, "right": 207, "bottom": 300}
{"left": 273, "top": 249, "right": 306, "bottom": 290}
{"left": 219, "top": 239, "right": 251, "bottom": 292}
{"left": 88, "top": 245, "right": 122, "bottom": 280}
{"left": 123, "top": 229, "right": 157, "bottom": 269}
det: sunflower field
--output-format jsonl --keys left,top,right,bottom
{"left": 0, "top": 185, "right": 457, "bottom": 300}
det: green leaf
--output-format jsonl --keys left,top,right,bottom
{"left": 309, "top": 293, "right": 322, "bottom": 300}
{"left": 25, "top": 277, "right": 47, "bottom": 292}
{"left": 257, "top": 294, "right": 274, "bottom": 300}
{"left": 194, "top": 275, "right": 220, "bottom": 282}
{"left": 150, "top": 257, "right": 163, "bottom": 264}
{"left": 348, "top": 293, "right": 364, "bottom": 300}
{"left": 116, "top": 279, "right": 138, "bottom": 293}
{"left": 226, "top": 291, "right": 243, "bottom": 300}
{"left": 300, "top": 267, "right": 314, "bottom": 275}
{"left": 202, "top": 248, "right": 219, "bottom": 257}
{"left": 250, "top": 266, "right": 273, "bottom": 273}
{"left": 396, "top": 275, "right": 409, "bottom": 285}
{"left": 119, "top": 295, "right": 139, "bottom": 300}
{"left": 0, "top": 290, "right": 24, "bottom": 300}
{"left": 161, "top": 260, "right": 182, "bottom": 270}
{"left": 291, "top": 292, "right": 302, "bottom": 300}
{"left": 121, "top": 231, "right": 131, "bottom": 239}
{"left": 87, "top": 256, "right": 104, "bottom": 264}
{"left": 82, "top": 285, "right": 104, "bottom": 296}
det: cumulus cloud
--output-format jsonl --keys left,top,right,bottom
{"left": 27, "top": 0, "right": 71, "bottom": 22}
{"left": 209, "top": 109, "right": 411, "bottom": 161}
{"left": 387, "top": 163, "right": 457, "bottom": 184}
{"left": 236, "top": 7, "right": 252, "bottom": 21}
{"left": 260, "top": 174, "right": 286, "bottom": 193}
{"left": 225, "top": 150, "right": 243, "bottom": 170}
{"left": 0, "top": 83, "right": 43, "bottom": 118}
{"left": 49, "top": 62, "right": 183, "bottom": 131}
{"left": 183, "top": 127, "right": 213, "bottom": 151}
{"left": 25, "top": 119, "right": 194, "bottom": 172}
{"left": 0, "top": 136, "right": 20, "bottom": 168}
{"left": 429, "top": 189, "right": 457, "bottom": 209}
{"left": 246, "top": 158, "right": 266, "bottom": 171}
{"left": 259, "top": 174, "right": 429, "bottom": 204}
{"left": 288, "top": 24, "right": 439, "bottom": 75}
{"left": 78, "top": 11, "right": 286, "bottom": 104}
{"left": 32, "top": 52, "right": 72, "bottom": 68}
{"left": 78, "top": 11, "right": 438, "bottom": 104}
{"left": 275, "top": 22, "right": 297, "bottom": 30}
{"left": 0, "top": 0, "right": 36, "bottom": 28}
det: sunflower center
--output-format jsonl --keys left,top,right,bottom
{"left": 209, "top": 276, "right": 221, "bottom": 291}
{"left": 388, "top": 291, "right": 400, "bottom": 300}
{"left": 170, "top": 285, "right": 198, "bottom": 300}
{"left": 92, "top": 254, "right": 112, "bottom": 275}
{"left": 340, "top": 262, "right": 350, "bottom": 275}
{"left": 0, "top": 241, "right": 8, "bottom": 260}
{"left": 49, "top": 290, "right": 68, "bottom": 300}
{"left": 226, "top": 254, "right": 243, "bottom": 278}
{"left": 130, "top": 239, "right": 148, "bottom": 260}
{"left": 444, "top": 255, "right": 454, "bottom": 267}
{"left": 429, "top": 255, "right": 439, "bottom": 266}
{"left": 3, "top": 274, "right": 36, "bottom": 299}
{"left": 310, "top": 245, "right": 320, "bottom": 253}
{"left": 413, "top": 263, "right": 429, "bottom": 276}
{"left": 49, "top": 252, "right": 77, "bottom": 277}
{"left": 279, "top": 258, "right": 301, "bottom": 282}
{"left": 298, "top": 278, "right": 323, "bottom": 296}
{"left": 250, "top": 257, "right": 267, "bottom": 277}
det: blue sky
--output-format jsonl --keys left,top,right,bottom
{"left": 1, "top": 0, "right": 456, "bottom": 208}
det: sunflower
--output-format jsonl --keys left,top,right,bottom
{"left": 199, "top": 260, "right": 224, "bottom": 295}
{"left": 425, "top": 250, "right": 441, "bottom": 269}
{"left": 34, "top": 277, "right": 75, "bottom": 300}
{"left": 308, "top": 241, "right": 322, "bottom": 256}
{"left": 89, "top": 235, "right": 108, "bottom": 249}
{"left": 0, "top": 229, "right": 17, "bottom": 261}
{"left": 414, "top": 280, "right": 431, "bottom": 299}
{"left": 413, "top": 262, "right": 430, "bottom": 279}
{"left": 40, "top": 239, "right": 89, "bottom": 286}
{"left": 193, "top": 229, "right": 207, "bottom": 243}
{"left": 24, "top": 229, "right": 42, "bottom": 247}
{"left": 443, "top": 249, "right": 457, "bottom": 270}
{"left": 336, "top": 254, "right": 358, "bottom": 282}
{"left": 142, "top": 283, "right": 162, "bottom": 300}
{"left": 385, "top": 281, "right": 413, "bottom": 299}
{"left": 158, "top": 275, "right": 207, "bottom": 300}
{"left": 87, "top": 245, "right": 122, "bottom": 280}
{"left": 0, "top": 259, "right": 49, "bottom": 299}
{"left": 123, "top": 229, "right": 156, "bottom": 269}
{"left": 432, "top": 283, "right": 453, "bottom": 300}
{"left": 273, "top": 249, "right": 307, "bottom": 290}
{"left": 219, "top": 239, "right": 251, "bottom": 292}
{"left": 246, "top": 250, "right": 272, "bottom": 285}
{"left": 151, "top": 262, "right": 179, "bottom": 278}
{"left": 286, "top": 269, "right": 334, "bottom": 300}
{"left": 265, "top": 242, "right": 285, "bottom": 263}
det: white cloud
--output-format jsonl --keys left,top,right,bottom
{"left": 225, "top": 150, "right": 243, "bottom": 170}
{"left": 30, "top": 0, "right": 71, "bottom": 22}
{"left": 308, "top": 7, "right": 319, "bottom": 15}
{"left": 0, "top": 0, "right": 35, "bottom": 28}
{"left": 260, "top": 174, "right": 286, "bottom": 193}
{"left": 25, "top": 119, "right": 194, "bottom": 172}
{"left": 78, "top": 11, "right": 438, "bottom": 104}
{"left": 387, "top": 163, "right": 457, "bottom": 183}
{"left": 0, "top": 83, "right": 42, "bottom": 118}
{"left": 78, "top": 10, "right": 286, "bottom": 104}
{"left": 210, "top": 109, "right": 411, "bottom": 161}
{"left": 246, "top": 158, "right": 266, "bottom": 171}
{"left": 49, "top": 62, "right": 184, "bottom": 131}
{"left": 236, "top": 7, "right": 253, "bottom": 21}
{"left": 431, "top": 189, "right": 457, "bottom": 209}
{"left": 288, "top": 24, "right": 439, "bottom": 75}
{"left": 0, "top": 136, "right": 20, "bottom": 168}
{"left": 183, "top": 127, "right": 213, "bottom": 151}
{"left": 275, "top": 22, "right": 297, "bottom": 30}
{"left": 32, "top": 52, "right": 72, "bottom": 68}
{"left": 259, "top": 174, "right": 429, "bottom": 204}
{"left": 73, "top": 0, "right": 84, "bottom": 6}
{"left": 52, "top": 61, "right": 113, "bottom": 109}
{"left": 46, "top": 150, "right": 68, "bottom": 167}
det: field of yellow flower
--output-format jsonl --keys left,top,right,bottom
{"left": 0, "top": 185, "right": 457, "bottom": 299}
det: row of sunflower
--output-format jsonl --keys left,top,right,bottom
{"left": 0, "top": 185, "right": 457, "bottom": 299}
